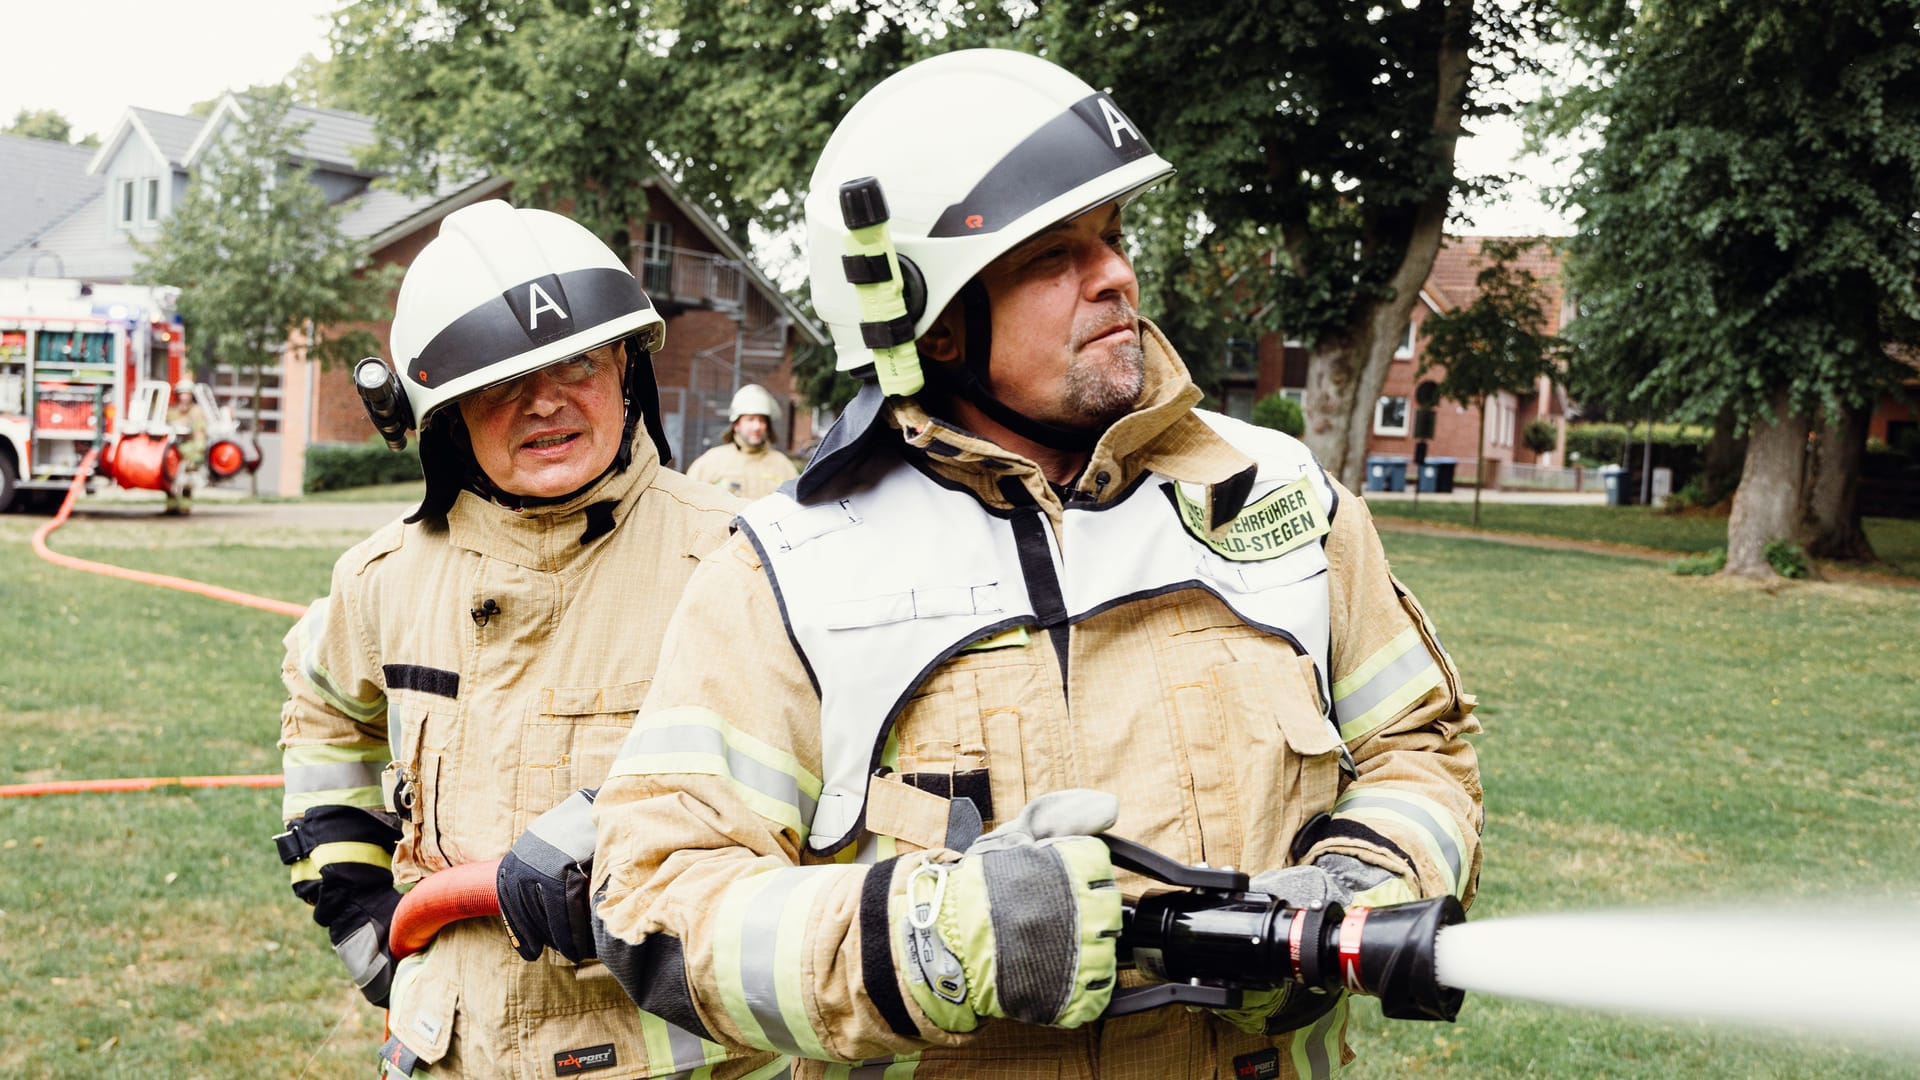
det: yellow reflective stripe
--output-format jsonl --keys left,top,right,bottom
{"left": 1334, "top": 787, "right": 1468, "bottom": 898}
{"left": 822, "top": 1055, "right": 921, "bottom": 1079}
{"left": 1288, "top": 993, "right": 1348, "bottom": 1080}
{"left": 286, "top": 840, "right": 391, "bottom": 886}
{"left": 281, "top": 744, "right": 390, "bottom": 818}
{"left": 610, "top": 706, "right": 821, "bottom": 836}
{"left": 1333, "top": 627, "right": 1442, "bottom": 740}
{"left": 636, "top": 1010, "right": 727, "bottom": 1079}
{"left": 741, "top": 1057, "right": 799, "bottom": 1080}
{"left": 714, "top": 867, "right": 848, "bottom": 1061}
{"left": 280, "top": 786, "right": 385, "bottom": 819}
{"left": 294, "top": 598, "right": 383, "bottom": 723}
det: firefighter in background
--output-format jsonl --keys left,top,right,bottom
{"left": 685, "top": 383, "right": 799, "bottom": 499}
{"left": 590, "top": 50, "right": 1482, "bottom": 1078}
{"left": 274, "top": 201, "right": 782, "bottom": 1079}
{"left": 164, "top": 378, "right": 206, "bottom": 515}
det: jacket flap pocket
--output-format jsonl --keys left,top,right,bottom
{"left": 864, "top": 773, "right": 958, "bottom": 853}
{"left": 541, "top": 679, "right": 651, "bottom": 718}
{"left": 389, "top": 959, "right": 460, "bottom": 1064}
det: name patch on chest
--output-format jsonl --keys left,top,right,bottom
{"left": 1174, "top": 476, "right": 1329, "bottom": 561}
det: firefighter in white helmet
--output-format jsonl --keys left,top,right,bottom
{"left": 685, "top": 383, "right": 799, "bottom": 499}
{"left": 593, "top": 50, "right": 1482, "bottom": 1078}
{"left": 163, "top": 378, "right": 207, "bottom": 515}
{"left": 274, "top": 200, "right": 783, "bottom": 1078}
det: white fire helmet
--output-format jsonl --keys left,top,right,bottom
{"left": 388, "top": 199, "right": 665, "bottom": 427}
{"left": 805, "top": 49, "right": 1174, "bottom": 376}
{"left": 728, "top": 383, "right": 781, "bottom": 423}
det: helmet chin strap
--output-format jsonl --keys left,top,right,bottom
{"left": 934, "top": 280, "right": 1102, "bottom": 453}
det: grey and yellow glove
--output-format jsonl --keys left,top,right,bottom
{"left": 498, "top": 788, "right": 599, "bottom": 963}
{"left": 896, "top": 789, "right": 1124, "bottom": 1032}
{"left": 1214, "top": 854, "right": 1408, "bottom": 1035}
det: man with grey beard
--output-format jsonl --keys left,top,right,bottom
{"left": 593, "top": 48, "right": 1482, "bottom": 1080}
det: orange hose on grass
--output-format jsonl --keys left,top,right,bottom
{"left": 31, "top": 448, "right": 309, "bottom": 619}
{"left": 11, "top": 450, "right": 306, "bottom": 799}
{"left": 0, "top": 774, "right": 284, "bottom": 798}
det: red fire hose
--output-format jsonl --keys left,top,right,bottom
{"left": 390, "top": 859, "right": 502, "bottom": 961}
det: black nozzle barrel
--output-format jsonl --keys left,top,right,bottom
{"left": 354, "top": 356, "right": 413, "bottom": 452}
{"left": 1121, "top": 890, "right": 1465, "bottom": 1022}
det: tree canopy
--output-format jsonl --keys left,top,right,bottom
{"left": 328, "top": 1, "right": 1554, "bottom": 484}
{"left": 1553, "top": 0, "right": 1920, "bottom": 574}
{"left": 135, "top": 91, "right": 399, "bottom": 389}
{"left": 5, "top": 108, "right": 96, "bottom": 146}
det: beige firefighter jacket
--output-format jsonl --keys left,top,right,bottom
{"left": 685, "top": 438, "right": 800, "bottom": 501}
{"left": 278, "top": 433, "right": 785, "bottom": 1079}
{"left": 592, "top": 325, "right": 1483, "bottom": 1080}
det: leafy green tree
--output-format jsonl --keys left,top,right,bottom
{"left": 135, "top": 89, "right": 399, "bottom": 483}
{"left": 5, "top": 108, "right": 95, "bottom": 146}
{"left": 1018, "top": 0, "right": 1561, "bottom": 488}
{"left": 329, "top": 2, "right": 1556, "bottom": 461}
{"left": 1418, "top": 238, "right": 1566, "bottom": 525}
{"left": 1554, "top": 0, "right": 1920, "bottom": 575}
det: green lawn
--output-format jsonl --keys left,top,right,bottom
{"left": 1369, "top": 499, "right": 1920, "bottom": 579}
{"left": 3, "top": 510, "right": 1917, "bottom": 1077}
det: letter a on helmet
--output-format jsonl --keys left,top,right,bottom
{"left": 804, "top": 49, "right": 1175, "bottom": 378}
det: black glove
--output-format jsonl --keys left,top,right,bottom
{"left": 497, "top": 788, "right": 598, "bottom": 962}
{"left": 279, "top": 806, "right": 404, "bottom": 1007}
{"left": 319, "top": 882, "right": 403, "bottom": 1007}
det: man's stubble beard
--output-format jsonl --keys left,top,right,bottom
{"left": 1063, "top": 336, "right": 1146, "bottom": 428}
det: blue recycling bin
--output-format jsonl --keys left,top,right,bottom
{"left": 1367, "top": 455, "right": 1409, "bottom": 492}
{"left": 1419, "top": 457, "right": 1457, "bottom": 494}
{"left": 1601, "top": 464, "right": 1626, "bottom": 506}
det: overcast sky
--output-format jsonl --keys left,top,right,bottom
{"left": 0, "top": 2, "right": 1572, "bottom": 236}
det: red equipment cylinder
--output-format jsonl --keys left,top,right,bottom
{"left": 207, "top": 439, "right": 246, "bottom": 480}
{"left": 103, "top": 434, "right": 179, "bottom": 492}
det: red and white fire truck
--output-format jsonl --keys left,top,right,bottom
{"left": 0, "top": 277, "right": 257, "bottom": 512}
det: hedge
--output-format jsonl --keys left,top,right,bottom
{"left": 1564, "top": 422, "right": 1710, "bottom": 465}
{"left": 305, "top": 437, "right": 424, "bottom": 493}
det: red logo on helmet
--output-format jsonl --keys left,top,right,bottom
{"left": 965, "top": 214, "right": 985, "bottom": 230}
{"left": 417, "top": 370, "right": 430, "bottom": 382}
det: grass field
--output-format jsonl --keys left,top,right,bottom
{"left": 3, "top": 498, "right": 1918, "bottom": 1078}
{"left": 1367, "top": 500, "right": 1920, "bottom": 580}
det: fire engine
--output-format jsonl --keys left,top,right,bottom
{"left": 0, "top": 277, "right": 258, "bottom": 512}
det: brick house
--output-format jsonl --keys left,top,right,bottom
{"left": 1214, "top": 236, "right": 1574, "bottom": 488}
{"left": 0, "top": 97, "right": 823, "bottom": 496}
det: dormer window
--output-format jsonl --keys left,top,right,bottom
{"left": 146, "top": 178, "right": 161, "bottom": 223}
{"left": 117, "top": 180, "right": 136, "bottom": 228}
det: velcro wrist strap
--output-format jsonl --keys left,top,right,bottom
{"left": 275, "top": 821, "right": 317, "bottom": 865}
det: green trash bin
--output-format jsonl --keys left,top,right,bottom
{"left": 1601, "top": 465, "right": 1626, "bottom": 506}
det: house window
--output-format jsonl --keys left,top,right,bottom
{"left": 117, "top": 180, "right": 136, "bottom": 227}
{"left": 1395, "top": 321, "right": 1415, "bottom": 358}
{"left": 1375, "top": 395, "right": 1409, "bottom": 436}
{"left": 145, "top": 178, "right": 162, "bottom": 223}
{"left": 641, "top": 221, "right": 674, "bottom": 295}
{"left": 1223, "top": 385, "right": 1255, "bottom": 421}
{"left": 1280, "top": 387, "right": 1306, "bottom": 405}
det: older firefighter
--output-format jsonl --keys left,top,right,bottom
{"left": 685, "top": 383, "right": 799, "bottom": 499}
{"left": 274, "top": 201, "right": 784, "bottom": 1079}
{"left": 591, "top": 49, "right": 1483, "bottom": 1080}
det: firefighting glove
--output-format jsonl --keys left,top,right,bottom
{"left": 1213, "top": 854, "right": 1403, "bottom": 1035}
{"left": 321, "top": 882, "right": 402, "bottom": 1008}
{"left": 497, "top": 788, "right": 599, "bottom": 963}
{"left": 897, "top": 789, "right": 1124, "bottom": 1032}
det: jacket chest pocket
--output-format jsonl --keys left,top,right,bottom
{"left": 1203, "top": 653, "right": 1344, "bottom": 874}
{"left": 518, "top": 680, "right": 651, "bottom": 829}
{"left": 385, "top": 684, "right": 463, "bottom": 879}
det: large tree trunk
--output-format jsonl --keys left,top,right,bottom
{"left": 1296, "top": 0, "right": 1469, "bottom": 491}
{"left": 1801, "top": 402, "right": 1875, "bottom": 562}
{"left": 1724, "top": 391, "right": 1811, "bottom": 578}
{"left": 1698, "top": 403, "right": 1746, "bottom": 507}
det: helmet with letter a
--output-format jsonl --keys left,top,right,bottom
{"left": 803, "top": 48, "right": 1175, "bottom": 375}
{"left": 387, "top": 199, "right": 666, "bottom": 428}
